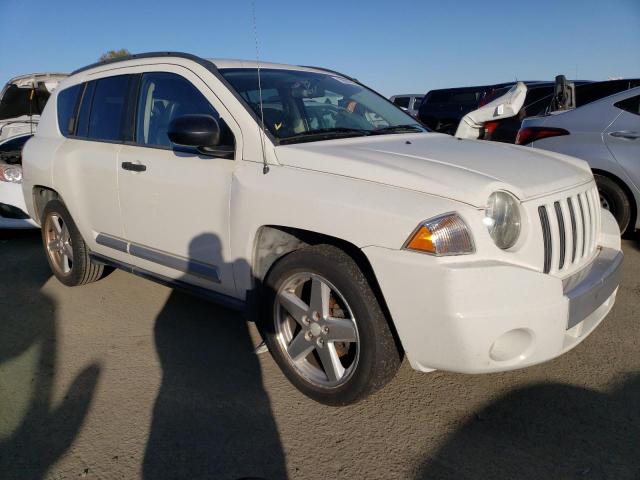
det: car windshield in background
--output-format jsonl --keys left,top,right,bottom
{"left": 220, "top": 68, "right": 425, "bottom": 144}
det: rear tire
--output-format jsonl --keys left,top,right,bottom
{"left": 41, "top": 200, "right": 105, "bottom": 286}
{"left": 594, "top": 174, "right": 631, "bottom": 234}
{"left": 260, "top": 244, "right": 401, "bottom": 406}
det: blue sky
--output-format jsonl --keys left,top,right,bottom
{"left": 1, "top": 0, "right": 639, "bottom": 96}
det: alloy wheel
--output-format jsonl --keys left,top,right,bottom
{"left": 274, "top": 272, "right": 360, "bottom": 388}
{"left": 44, "top": 213, "right": 74, "bottom": 276}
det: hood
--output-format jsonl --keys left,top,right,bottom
{"left": 274, "top": 133, "right": 592, "bottom": 207}
{"left": 0, "top": 72, "right": 68, "bottom": 141}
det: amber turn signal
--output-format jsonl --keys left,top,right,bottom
{"left": 404, "top": 213, "right": 475, "bottom": 256}
{"left": 405, "top": 225, "right": 436, "bottom": 253}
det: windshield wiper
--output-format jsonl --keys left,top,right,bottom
{"left": 278, "top": 128, "right": 370, "bottom": 145}
{"left": 371, "top": 124, "right": 424, "bottom": 134}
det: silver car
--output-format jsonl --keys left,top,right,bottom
{"left": 518, "top": 86, "right": 640, "bottom": 233}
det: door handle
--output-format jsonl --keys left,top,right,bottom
{"left": 608, "top": 131, "right": 640, "bottom": 140}
{"left": 121, "top": 161, "right": 147, "bottom": 172}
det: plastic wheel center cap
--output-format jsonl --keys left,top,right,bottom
{"left": 310, "top": 323, "right": 322, "bottom": 337}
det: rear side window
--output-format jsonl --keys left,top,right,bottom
{"left": 57, "top": 84, "right": 82, "bottom": 136}
{"left": 75, "top": 81, "right": 96, "bottom": 138}
{"left": 426, "top": 89, "right": 480, "bottom": 106}
{"left": 450, "top": 91, "right": 480, "bottom": 105}
{"left": 393, "top": 97, "right": 410, "bottom": 108}
{"left": 425, "top": 91, "right": 450, "bottom": 103}
{"left": 412, "top": 97, "right": 423, "bottom": 109}
{"left": 87, "top": 75, "right": 130, "bottom": 142}
{"left": 615, "top": 95, "right": 640, "bottom": 115}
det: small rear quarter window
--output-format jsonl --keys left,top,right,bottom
{"left": 57, "top": 84, "right": 82, "bottom": 136}
{"left": 614, "top": 95, "right": 640, "bottom": 115}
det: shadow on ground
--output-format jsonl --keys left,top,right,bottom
{"left": 0, "top": 229, "right": 100, "bottom": 480}
{"left": 142, "top": 233, "right": 286, "bottom": 480}
{"left": 630, "top": 230, "right": 640, "bottom": 251}
{"left": 415, "top": 376, "right": 640, "bottom": 479}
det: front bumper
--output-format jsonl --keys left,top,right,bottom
{"left": 363, "top": 245, "right": 622, "bottom": 374}
{"left": 0, "top": 182, "right": 38, "bottom": 229}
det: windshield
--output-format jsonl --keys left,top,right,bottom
{"left": 219, "top": 68, "right": 426, "bottom": 144}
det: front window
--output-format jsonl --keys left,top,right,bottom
{"left": 220, "top": 68, "right": 425, "bottom": 144}
{"left": 135, "top": 72, "right": 234, "bottom": 149}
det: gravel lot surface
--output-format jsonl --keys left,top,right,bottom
{"left": 1, "top": 230, "right": 639, "bottom": 480}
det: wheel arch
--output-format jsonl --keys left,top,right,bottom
{"left": 591, "top": 168, "right": 638, "bottom": 231}
{"left": 31, "top": 185, "right": 61, "bottom": 224}
{"left": 251, "top": 225, "right": 405, "bottom": 356}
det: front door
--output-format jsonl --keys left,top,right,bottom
{"left": 117, "top": 69, "right": 240, "bottom": 297}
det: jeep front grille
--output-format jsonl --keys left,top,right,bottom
{"left": 538, "top": 184, "right": 600, "bottom": 275}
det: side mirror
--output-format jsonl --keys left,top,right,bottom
{"left": 167, "top": 114, "right": 234, "bottom": 159}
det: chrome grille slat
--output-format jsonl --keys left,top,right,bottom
{"left": 567, "top": 197, "right": 577, "bottom": 263}
{"left": 582, "top": 192, "right": 592, "bottom": 258}
{"left": 586, "top": 188, "right": 596, "bottom": 254}
{"left": 577, "top": 193, "right": 587, "bottom": 258}
{"left": 554, "top": 201, "right": 566, "bottom": 270}
{"left": 538, "top": 205, "right": 552, "bottom": 274}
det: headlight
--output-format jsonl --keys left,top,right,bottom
{"left": 404, "top": 213, "right": 475, "bottom": 256}
{"left": 0, "top": 164, "right": 23, "bottom": 184}
{"left": 484, "top": 191, "right": 521, "bottom": 249}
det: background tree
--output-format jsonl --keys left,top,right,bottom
{"left": 98, "top": 49, "right": 131, "bottom": 61}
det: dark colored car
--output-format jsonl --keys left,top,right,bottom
{"left": 417, "top": 83, "right": 518, "bottom": 134}
{"left": 481, "top": 79, "right": 640, "bottom": 143}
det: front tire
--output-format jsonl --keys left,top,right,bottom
{"left": 260, "top": 244, "right": 401, "bottom": 406}
{"left": 41, "top": 200, "right": 105, "bottom": 286}
{"left": 594, "top": 174, "right": 632, "bottom": 234}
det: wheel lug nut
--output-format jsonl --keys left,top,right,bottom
{"left": 312, "top": 311, "right": 320, "bottom": 321}
{"left": 317, "top": 338, "right": 324, "bottom": 347}
{"left": 323, "top": 326, "right": 329, "bottom": 334}
{"left": 306, "top": 331, "right": 313, "bottom": 340}
{"left": 302, "top": 315, "right": 310, "bottom": 325}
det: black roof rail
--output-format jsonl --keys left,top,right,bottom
{"left": 71, "top": 51, "right": 211, "bottom": 75}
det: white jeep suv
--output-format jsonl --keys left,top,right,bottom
{"left": 22, "top": 52, "right": 623, "bottom": 405}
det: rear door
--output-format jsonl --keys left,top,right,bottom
{"left": 117, "top": 68, "right": 240, "bottom": 297}
{"left": 604, "top": 93, "right": 640, "bottom": 190}
{"left": 53, "top": 75, "right": 131, "bottom": 264}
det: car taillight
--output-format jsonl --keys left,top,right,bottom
{"left": 482, "top": 121, "right": 499, "bottom": 139}
{"left": 515, "top": 127, "right": 569, "bottom": 145}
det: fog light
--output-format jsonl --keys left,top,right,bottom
{"left": 489, "top": 328, "right": 534, "bottom": 362}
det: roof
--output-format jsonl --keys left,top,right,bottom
{"left": 205, "top": 58, "right": 312, "bottom": 71}
{"left": 70, "top": 51, "right": 355, "bottom": 80}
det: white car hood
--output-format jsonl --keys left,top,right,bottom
{"left": 274, "top": 132, "right": 592, "bottom": 207}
